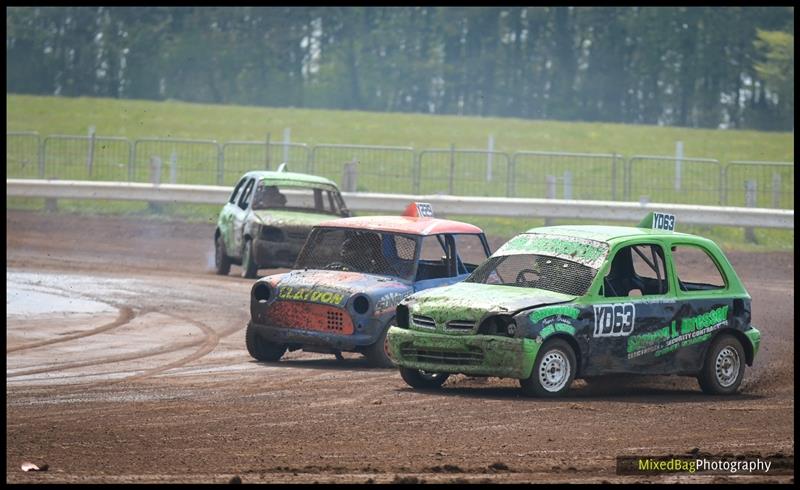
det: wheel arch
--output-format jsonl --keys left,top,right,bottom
{"left": 540, "top": 333, "right": 582, "bottom": 377}
{"left": 705, "top": 328, "right": 754, "bottom": 367}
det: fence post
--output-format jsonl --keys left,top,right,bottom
{"left": 413, "top": 150, "right": 421, "bottom": 195}
{"left": 563, "top": 170, "right": 573, "bottom": 200}
{"left": 545, "top": 174, "right": 556, "bottom": 226}
{"left": 448, "top": 144, "right": 455, "bottom": 195}
{"left": 674, "top": 140, "right": 683, "bottom": 192}
{"left": 772, "top": 173, "right": 782, "bottom": 208}
{"left": 216, "top": 143, "right": 223, "bottom": 186}
{"left": 486, "top": 135, "right": 494, "bottom": 182}
{"left": 744, "top": 180, "right": 757, "bottom": 244}
{"left": 624, "top": 157, "right": 632, "bottom": 201}
{"left": 342, "top": 158, "right": 358, "bottom": 192}
{"left": 507, "top": 154, "right": 515, "bottom": 198}
{"left": 127, "top": 141, "right": 134, "bottom": 182}
{"left": 265, "top": 132, "right": 271, "bottom": 170}
{"left": 149, "top": 156, "right": 163, "bottom": 213}
{"left": 87, "top": 126, "right": 96, "bottom": 178}
{"left": 283, "top": 127, "right": 291, "bottom": 164}
{"left": 38, "top": 136, "right": 45, "bottom": 179}
{"left": 611, "top": 153, "right": 618, "bottom": 201}
{"left": 169, "top": 150, "right": 177, "bottom": 184}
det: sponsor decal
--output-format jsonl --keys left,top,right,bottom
{"left": 497, "top": 234, "right": 609, "bottom": 269}
{"left": 278, "top": 286, "right": 347, "bottom": 307}
{"left": 531, "top": 306, "right": 580, "bottom": 339}
{"left": 375, "top": 291, "right": 409, "bottom": 313}
{"left": 530, "top": 305, "right": 580, "bottom": 324}
{"left": 626, "top": 305, "right": 729, "bottom": 359}
{"left": 593, "top": 303, "right": 636, "bottom": 337}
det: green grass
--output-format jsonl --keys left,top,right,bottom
{"left": 6, "top": 93, "right": 794, "bottom": 251}
{"left": 6, "top": 94, "right": 794, "bottom": 160}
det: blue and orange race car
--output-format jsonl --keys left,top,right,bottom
{"left": 246, "top": 203, "right": 492, "bottom": 367}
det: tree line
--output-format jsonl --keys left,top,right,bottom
{"left": 6, "top": 6, "right": 794, "bottom": 131}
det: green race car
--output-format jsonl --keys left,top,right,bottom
{"left": 387, "top": 212, "right": 761, "bottom": 397}
{"left": 215, "top": 167, "right": 350, "bottom": 278}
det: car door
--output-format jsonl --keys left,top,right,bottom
{"left": 587, "top": 241, "right": 675, "bottom": 374}
{"left": 659, "top": 241, "right": 734, "bottom": 374}
{"left": 220, "top": 176, "right": 248, "bottom": 256}
{"left": 231, "top": 177, "right": 256, "bottom": 258}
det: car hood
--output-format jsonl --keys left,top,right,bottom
{"left": 265, "top": 269, "right": 412, "bottom": 312}
{"left": 253, "top": 210, "right": 338, "bottom": 228}
{"left": 404, "top": 281, "right": 575, "bottom": 324}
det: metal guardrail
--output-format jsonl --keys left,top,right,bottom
{"left": 7, "top": 179, "right": 793, "bottom": 229}
{"left": 6, "top": 132, "right": 794, "bottom": 210}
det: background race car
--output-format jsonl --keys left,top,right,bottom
{"left": 246, "top": 202, "right": 492, "bottom": 367}
{"left": 215, "top": 166, "right": 350, "bottom": 278}
{"left": 388, "top": 212, "right": 761, "bottom": 396}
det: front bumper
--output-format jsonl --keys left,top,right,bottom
{"left": 249, "top": 321, "right": 379, "bottom": 351}
{"left": 387, "top": 327, "right": 540, "bottom": 379}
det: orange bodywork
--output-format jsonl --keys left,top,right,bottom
{"left": 266, "top": 301, "right": 354, "bottom": 335}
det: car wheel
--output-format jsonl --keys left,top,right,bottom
{"left": 364, "top": 323, "right": 395, "bottom": 368}
{"left": 519, "top": 338, "right": 576, "bottom": 397}
{"left": 399, "top": 367, "right": 450, "bottom": 389}
{"left": 245, "top": 322, "right": 286, "bottom": 362}
{"left": 697, "top": 334, "right": 745, "bottom": 395}
{"left": 241, "top": 238, "right": 258, "bottom": 279}
{"left": 215, "top": 235, "right": 231, "bottom": 275}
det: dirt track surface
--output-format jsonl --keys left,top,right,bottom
{"left": 6, "top": 210, "right": 795, "bottom": 483}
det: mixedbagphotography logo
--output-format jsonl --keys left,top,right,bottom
{"left": 616, "top": 451, "right": 793, "bottom": 476}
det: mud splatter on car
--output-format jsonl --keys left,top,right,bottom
{"left": 245, "top": 203, "right": 492, "bottom": 367}
{"left": 388, "top": 212, "right": 761, "bottom": 396}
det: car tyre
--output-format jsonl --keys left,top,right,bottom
{"left": 697, "top": 334, "right": 745, "bottom": 395}
{"left": 520, "top": 338, "right": 576, "bottom": 397}
{"left": 241, "top": 238, "right": 258, "bottom": 279}
{"left": 399, "top": 367, "right": 450, "bottom": 390}
{"left": 215, "top": 235, "right": 231, "bottom": 276}
{"left": 245, "top": 322, "right": 286, "bottom": 362}
{"left": 364, "top": 322, "right": 395, "bottom": 368}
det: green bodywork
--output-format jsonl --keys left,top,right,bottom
{"left": 389, "top": 214, "right": 759, "bottom": 380}
{"left": 404, "top": 281, "right": 575, "bottom": 325}
{"left": 216, "top": 170, "right": 345, "bottom": 254}
{"left": 247, "top": 170, "right": 339, "bottom": 188}
{"left": 387, "top": 326, "right": 541, "bottom": 379}
{"left": 252, "top": 209, "right": 337, "bottom": 227}
{"left": 745, "top": 327, "right": 761, "bottom": 358}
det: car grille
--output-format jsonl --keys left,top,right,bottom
{"left": 266, "top": 301, "right": 354, "bottom": 335}
{"left": 411, "top": 314, "right": 436, "bottom": 330}
{"left": 445, "top": 320, "right": 474, "bottom": 332}
{"left": 400, "top": 348, "right": 484, "bottom": 365}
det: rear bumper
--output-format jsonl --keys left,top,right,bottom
{"left": 253, "top": 238, "right": 305, "bottom": 268}
{"left": 745, "top": 326, "right": 761, "bottom": 365}
{"left": 387, "top": 327, "right": 540, "bottom": 379}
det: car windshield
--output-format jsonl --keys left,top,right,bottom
{"left": 252, "top": 181, "right": 343, "bottom": 215}
{"left": 295, "top": 227, "right": 419, "bottom": 281}
{"left": 466, "top": 254, "right": 598, "bottom": 296}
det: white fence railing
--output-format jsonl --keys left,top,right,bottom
{"left": 6, "top": 178, "right": 793, "bottom": 229}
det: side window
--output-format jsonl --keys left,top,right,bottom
{"left": 237, "top": 178, "right": 255, "bottom": 210}
{"left": 415, "top": 235, "right": 451, "bottom": 280}
{"left": 453, "top": 234, "right": 489, "bottom": 274}
{"left": 671, "top": 245, "right": 726, "bottom": 292}
{"left": 603, "top": 244, "right": 668, "bottom": 298}
{"left": 229, "top": 177, "right": 247, "bottom": 204}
